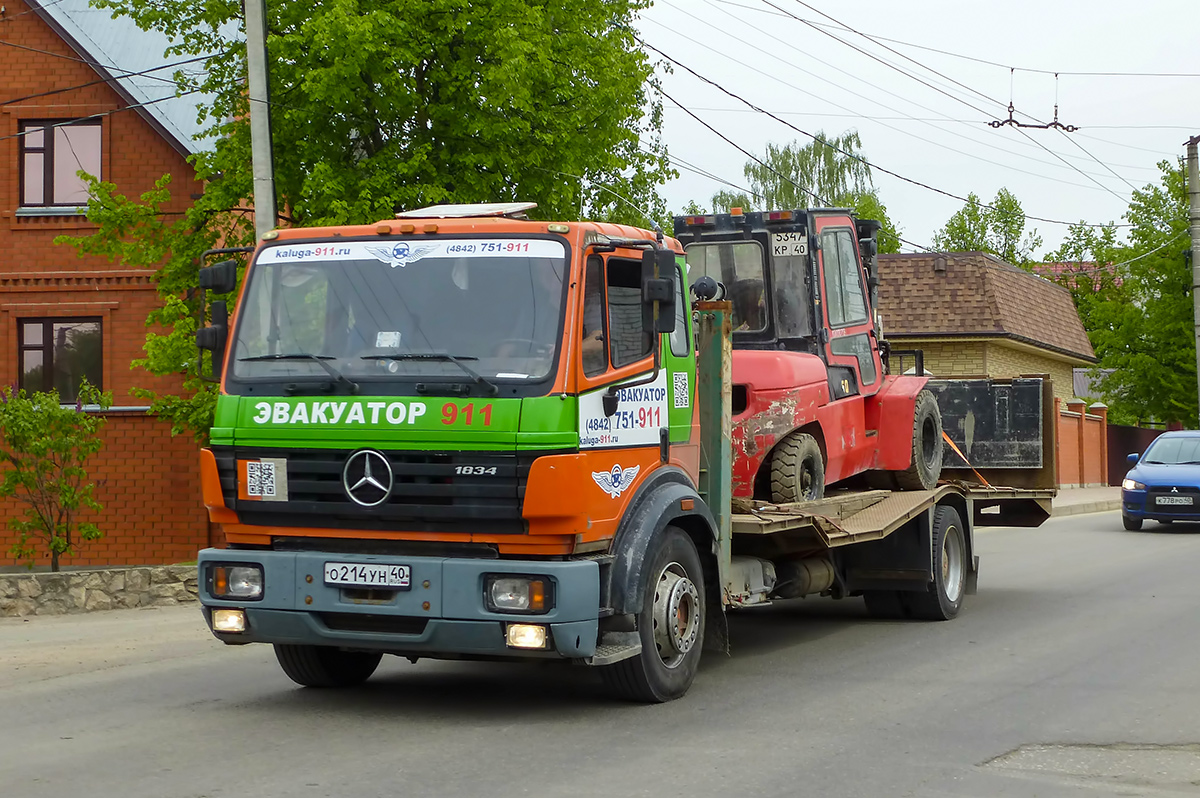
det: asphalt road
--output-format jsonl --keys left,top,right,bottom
{"left": 2, "top": 510, "right": 1199, "bottom": 798}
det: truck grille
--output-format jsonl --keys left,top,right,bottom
{"left": 211, "top": 446, "right": 561, "bottom": 534}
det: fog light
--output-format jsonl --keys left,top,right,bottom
{"left": 212, "top": 608, "right": 246, "bottom": 633}
{"left": 506, "top": 623, "right": 548, "bottom": 650}
{"left": 209, "top": 564, "right": 263, "bottom": 600}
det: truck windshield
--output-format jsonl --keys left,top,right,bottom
{"left": 684, "top": 241, "right": 767, "bottom": 333}
{"left": 229, "top": 238, "right": 567, "bottom": 387}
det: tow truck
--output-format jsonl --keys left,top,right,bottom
{"left": 193, "top": 203, "right": 1054, "bottom": 702}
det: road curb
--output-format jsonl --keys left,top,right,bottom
{"left": 1051, "top": 499, "right": 1122, "bottom": 518}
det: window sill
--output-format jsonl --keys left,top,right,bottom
{"left": 15, "top": 207, "right": 88, "bottom": 218}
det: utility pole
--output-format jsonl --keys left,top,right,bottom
{"left": 1189, "top": 135, "right": 1200, "bottom": 426}
{"left": 244, "top": 0, "right": 276, "bottom": 241}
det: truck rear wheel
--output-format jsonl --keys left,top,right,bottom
{"left": 770, "top": 432, "right": 825, "bottom": 503}
{"left": 905, "top": 505, "right": 966, "bottom": 621}
{"left": 893, "top": 390, "right": 944, "bottom": 491}
{"left": 274, "top": 644, "right": 383, "bottom": 688}
{"left": 600, "top": 527, "right": 706, "bottom": 703}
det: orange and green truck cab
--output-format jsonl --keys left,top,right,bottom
{"left": 196, "top": 204, "right": 720, "bottom": 700}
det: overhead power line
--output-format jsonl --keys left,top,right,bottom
{"left": 656, "top": 88, "right": 936, "bottom": 252}
{"left": 767, "top": 0, "right": 1134, "bottom": 202}
{"left": 713, "top": 0, "right": 1200, "bottom": 78}
{"left": 0, "top": 37, "right": 207, "bottom": 90}
{"left": 653, "top": 4, "right": 1147, "bottom": 189}
{"left": 1, "top": 50, "right": 214, "bottom": 107}
{"left": 0, "top": 88, "right": 204, "bottom": 145}
{"left": 639, "top": 36, "right": 1130, "bottom": 229}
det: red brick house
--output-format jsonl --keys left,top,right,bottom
{"left": 0, "top": 0, "right": 215, "bottom": 567}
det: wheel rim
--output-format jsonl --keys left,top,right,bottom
{"left": 801, "top": 457, "right": 818, "bottom": 500}
{"left": 921, "top": 416, "right": 937, "bottom": 466}
{"left": 651, "top": 562, "right": 701, "bottom": 669}
{"left": 941, "top": 525, "right": 965, "bottom": 603}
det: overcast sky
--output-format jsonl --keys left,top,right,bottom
{"left": 636, "top": 0, "right": 1198, "bottom": 255}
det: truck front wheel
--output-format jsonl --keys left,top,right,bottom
{"left": 601, "top": 527, "right": 706, "bottom": 703}
{"left": 274, "top": 644, "right": 383, "bottom": 688}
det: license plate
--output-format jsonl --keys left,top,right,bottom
{"left": 323, "top": 562, "right": 411, "bottom": 589}
{"left": 1155, "top": 495, "right": 1193, "bottom": 506}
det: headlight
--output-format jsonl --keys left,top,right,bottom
{"left": 208, "top": 564, "right": 264, "bottom": 600}
{"left": 1122, "top": 478, "right": 1146, "bottom": 491}
{"left": 485, "top": 575, "right": 554, "bottom": 614}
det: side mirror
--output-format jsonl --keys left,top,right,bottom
{"left": 1127, "top": 452, "right": 1140, "bottom": 465}
{"left": 641, "top": 248, "right": 677, "bottom": 335}
{"left": 199, "top": 259, "right": 239, "bottom": 295}
{"left": 196, "top": 300, "right": 229, "bottom": 381}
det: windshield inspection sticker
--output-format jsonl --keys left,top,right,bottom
{"left": 375, "top": 331, "right": 402, "bottom": 348}
{"left": 251, "top": 400, "right": 428, "bottom": 426}
{"left": 592, "top": 464, "right": 640, "bottom": 499}
{"left": 579, "top": 371, "right": 670, "bottom": 449}
{"left": 258, "top": 239, "right": 566, "bottom": 265}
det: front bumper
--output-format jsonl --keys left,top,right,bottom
{"left": 1122, "top": 489, "right": 1200, "bottom": 521}
{"left": 197, "top": 549, "right": 600, "bottom": 659}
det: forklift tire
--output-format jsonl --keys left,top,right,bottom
{"left": 904, "top": 505, "right": 966, "bottom": 621}
{"left": 770, "top": 432, "right": 825, "bottom": 503}
{"left": 274, "top": 644, "right": 383, "bottom": 688}
{"left": 600, "top": 527, "right": 706, "bottom": 703}
{"left": 893, "top": 390, "right": 944, "bottom": 491}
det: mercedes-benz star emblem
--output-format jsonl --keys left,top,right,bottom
{"left": 342, "top": 449, "right": 393, "bottom": 507}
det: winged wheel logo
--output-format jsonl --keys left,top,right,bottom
{"left": 591, "top": 464, "right": 640, "bottom": 499}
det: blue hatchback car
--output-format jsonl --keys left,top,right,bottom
{"left": 1122, "top": 431, "right": 1200, "bottom": 530}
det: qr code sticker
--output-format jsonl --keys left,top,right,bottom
{"left": 673, "top": 371, "right": 690, "bottom": 409}
{"left": 246, "top": 461, "right": 276, "bottom": 498}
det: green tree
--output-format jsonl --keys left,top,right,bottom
{"left": 0, "top": 381, "right": 113, "bottom": 571}
{"left": 932, "top": 188, "right": 1043, "bottom": 266}
{"left": 710, "top": 132, "right": 901, "bottom": 253}
{"left": 709, "top": 191, "right": 755, "bottom": 214}
{"left": 1084, "top": 160, "right": 1195, "bottom": 426}
{"left": 61, "top": 0, "right": 672, "bottom": 440}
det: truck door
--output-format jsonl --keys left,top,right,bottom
{"left": 813, "top": 216, "right": 883, "bottom": 399}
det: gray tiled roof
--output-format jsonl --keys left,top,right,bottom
{"left": 877, "top": 251, "right": 1096, "bottom": 362}
{"left": 29, "top": 0, "right": 224, "bottom": 156}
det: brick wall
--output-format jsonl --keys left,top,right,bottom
{"left": 0, "top": 2, "right": 211, "bottom": 566}
{"left": 1056, "top": 399, "right": 1108, "bottom": 487}
{"left": 0, "top": 412, "right": 211, "bottom": 568}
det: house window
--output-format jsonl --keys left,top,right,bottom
{"left": 19, "top": 120, "right": 102, "bottom": 207}
{"left": 18, "top": 319, "right": 103, "bottom": 403}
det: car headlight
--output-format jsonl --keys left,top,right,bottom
{"left": 1122, "top": 478, "right": 1146, "bottom": 491}
{"left": 208, "top": 564, "right": 264, "bottom": 600}
{"left": 485, "top": 575, "right": 554, "bottom": 614}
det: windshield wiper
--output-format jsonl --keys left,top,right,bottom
{"left": 364, "top": 353, "right": 498, "bottom": 396}
{"left": 239, "top": 353, "right": 359, "bottom": 394}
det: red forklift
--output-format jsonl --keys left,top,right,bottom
{"left": 674, "top": 208, "right": 943, "bottom": 502}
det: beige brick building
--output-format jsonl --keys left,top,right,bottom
{"left": 876, "top": 253, "right": 1095, "bottom": 402}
